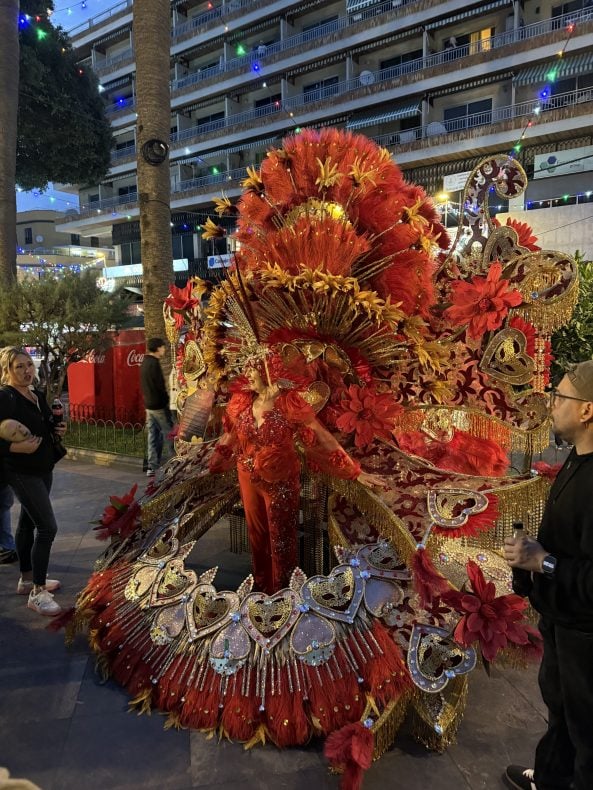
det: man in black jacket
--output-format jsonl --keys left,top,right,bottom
{"left": 140, "top": 338, "right": 174, "bottom": 476}
{"left": 503, "top": 360, "right": 593, "bottom": 790}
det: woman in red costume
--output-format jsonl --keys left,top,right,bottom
{"left": 209, "top": 355, "right": 383, "bottom": 594}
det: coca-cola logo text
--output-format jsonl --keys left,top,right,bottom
{"left": 127, "top": 349, "right": 145, "bottom": 367}
{"left": 82, "top": 350, "right": 106, "bottom": 365}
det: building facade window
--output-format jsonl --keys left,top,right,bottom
{"left": 444, "top": 98, "right": 492, "bottom": 131}
{"left": 70, "top": 234, "right": 80, "bottom": 245}
{"left": 24, "top": 227, "right": 32, "bottom": 244}
{"left": 303, "top": 76, "right": 339, "bottom": 102}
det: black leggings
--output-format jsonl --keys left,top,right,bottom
{"left": 7, "top": 471, "right": 57, "bottom": 587}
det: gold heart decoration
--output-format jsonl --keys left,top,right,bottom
{"left": 427, "top": 489, "right": 489, "bottom": 530}
{"left": 479, "top": 327, "right": 534, "bottom": 386}
{"left": 407, "top": 624, "right": 476, "bottom": 693}
{"left": 185, "top": 585, "right": 240, "bottom": 641}
{"left": 356, "top": 541, "right": 412, "bottom": 581}
{"left": 148, "top": 559, "right": 198, "bottom": 608}
{"left": 241, "top": 589, "right": 299, "bottom": 650}
{"left": 300, "top": 381, "right": 331, "bottom": 414}
{"left": 301, "top": 565, "right": 364, "bottom": 624}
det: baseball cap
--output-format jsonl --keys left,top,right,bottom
{"left": 566, "top": 360, "right": 593, "bottom": 401}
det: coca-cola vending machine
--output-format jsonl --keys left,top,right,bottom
{"left": 67, "top": 347, "right": 115, "bottom": 420}
{"left": 112, "top": 329, "right": 145, "bottom": 423}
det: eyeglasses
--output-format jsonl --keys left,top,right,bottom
{"left": 547, "top": 388, "right": 590, "bottom": 406}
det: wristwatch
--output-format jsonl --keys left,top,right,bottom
{"left": 541, "top": 554, "right": 557, "bottom": 576}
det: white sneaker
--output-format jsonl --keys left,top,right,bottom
{"left": 17, "top": 578, "right": 61, "bottom": 595}
{"left": 27, "top": 589, "right": 62, "bottom": 617}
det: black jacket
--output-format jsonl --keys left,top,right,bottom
{"left": 0, "top": 386, "right": 56, "bottom": 476}
{"left": 529, "top": 448, "right": 593, "bottom": 632}
{"left": 140, "top": 355, "right": 168, "bottom": 410}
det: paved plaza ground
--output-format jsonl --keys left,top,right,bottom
{"left": 0, "top": 457, "right": 551, "bottom": 790}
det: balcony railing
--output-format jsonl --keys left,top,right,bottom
{"left": 70, "top": 84, "right": 593, "bottom": 221}
{"left": 17, "top": 246, "right": 115, "bottom": 259}
{"left": 68, "top": 0, "right": 133, "bottom": 37}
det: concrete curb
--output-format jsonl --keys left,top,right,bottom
{"left": 64, "top": 446, "right": 144, "bottom": 470}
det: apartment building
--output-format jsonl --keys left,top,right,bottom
{"left": 56, "top": 0, "right": 593, "bottom": 280}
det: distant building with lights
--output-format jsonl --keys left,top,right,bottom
{"left": 56, "top": 0, "right": 593, "bottom": 276}
{"left": 16, "top": 209, "right": 113, "bottom": 280}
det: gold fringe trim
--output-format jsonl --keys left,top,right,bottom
{"left": 326, "top": 476, "right": 418, "bottom": 564}
{"left": 409, "top": 675, "right": 468, "bottom": 753}
{"left": 363, "top": 692, "right": 411, "bottom": 760}
{"left": 392, "top": 405, "right": 551, "bottom": 455}
{"left": 428, "top": 474, "right": 549, "bottom": 556}
{"left": 177, "top": 488, "right": 240, "bottom": 544}
{"left": 141, "top": 468, "right": 237, "bottom": 527}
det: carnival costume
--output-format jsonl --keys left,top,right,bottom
{"left": 61, "top": 129, "right": 579, "bottom": 788}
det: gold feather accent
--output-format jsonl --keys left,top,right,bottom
{"left": 128, "top": 688, "right": 153, "bottom": 716}
{"left": 315, "top": 157, "right": 341, "bottom": 190}
{"left": 201, "top": 217, "right": 226, "bottom": 240}
{"left": 241, "top": 165, "right": 264, "bottom": 193}
{"left": 243, "top": 723, "right": 268, "bottom": 749}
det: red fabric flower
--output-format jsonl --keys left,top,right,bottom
{"left": 443, "top": 262, "right": 523, "bottom": 340}
{"left": 335, "top": 385, "right": 401, "bottom": 448}
{"left": 165, "top": 283, "right": 200, "bottom": 328}
{"left": 441, "top": 560, "right": 535, "bottom": 663}
{"left": 93, "top": 484, "right": 138, "bottom": 541}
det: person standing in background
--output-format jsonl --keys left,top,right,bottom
{"left": 140, "top": 338, "right": 174, "bottom": 477}
{"left": 503, "top": 360, "right": 593, "bottom": 790}
{"left": 0, "top": 484, "right": 16, "bottom": 564}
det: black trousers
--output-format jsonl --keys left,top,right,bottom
{"left": 534, "top": 617, "right": 593, "bottom": 790}
{"left": 6, "top": 471, "right": 57, "bottom": 587}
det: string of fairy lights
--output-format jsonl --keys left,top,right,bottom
{"left": 16, "top": 6, "right": 593, "bottom": 240}
{"left": 507, "top": 20, "right": 579, "bottom": 160}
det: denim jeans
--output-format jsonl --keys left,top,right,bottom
{"left": 6, "top": 471, "right": 58, "bottom": 586}
{"left": 145, "top": 408, "right": 175, "bottom": 472}
{"left": 0, "top": 484, "right": 15, "bottom": 550}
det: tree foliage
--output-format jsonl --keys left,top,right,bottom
{"left": 0, "top": 270, "right": 130, "bottom": 401}
{"left": 17, "top": 0, "right": 113, "bottom": 190}
{"left": 551, "top": 251, "right": 593, "bottom": 381}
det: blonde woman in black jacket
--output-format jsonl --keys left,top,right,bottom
{"left": 0, "top": 347, "right": 65, "bottom": 616}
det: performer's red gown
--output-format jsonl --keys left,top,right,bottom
{"left": 209, "top": 390, "right": 360, "bottom": 593}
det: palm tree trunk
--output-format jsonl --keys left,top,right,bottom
{"left": 0, "top": 0, "right": 20, "bottom": 284}
{"left": 134, "top": 0, "right": 174, "bottom": 344}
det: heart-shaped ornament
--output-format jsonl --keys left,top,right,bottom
{"left": 427, "top": 489, "right": 489, "bottom": 530}
{"left": 125, "top": 564, "right": 161, "bottom": 601}
{"left": 185, "top": 584, "right": 240, "bottom": 641}
{"left": 480, "top": 327, "right": 534, "bottom": 386}
{"left": 241, "top": 589, "right": 299, "bottom": 650}
{"left": 357, "top": 541, "right": 412, "bottom": 581}
{"left": 148, "top": 559, "right": 197, "bottom": 608}
{"left": 407, "top": 623, "right": 476, "bottom": 693}
{"left": 301, "top": 565, "right": 363, "bottom": 624}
